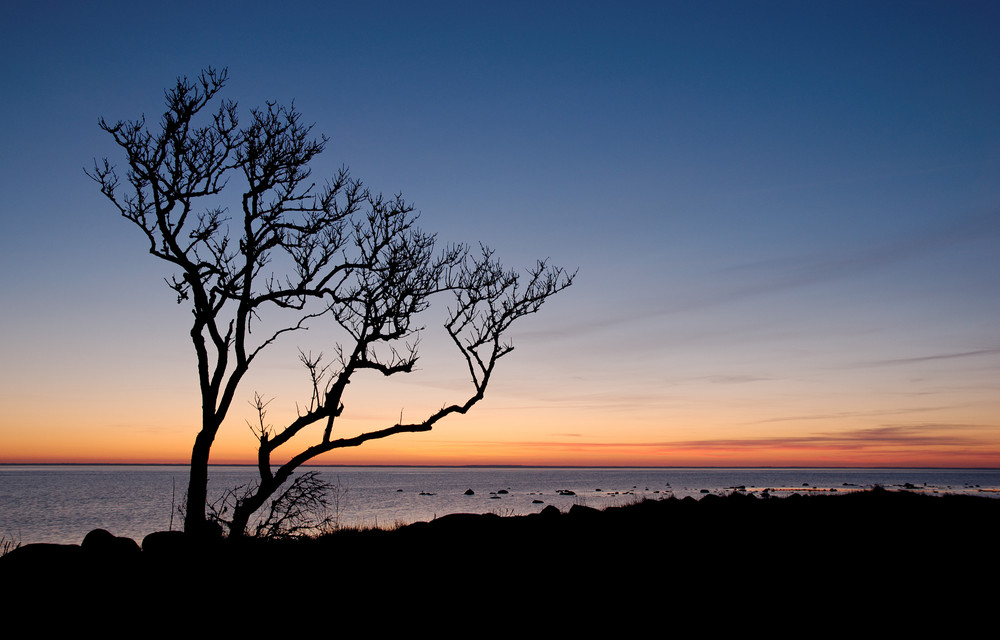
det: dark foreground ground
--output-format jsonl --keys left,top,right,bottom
{"left": 3, "top": 488, "right": 998, "bottom": 626}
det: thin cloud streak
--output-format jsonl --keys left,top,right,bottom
{"left": 558, "top": 209, "right": 1000, "bottom": 341}
{"left": 477, "top": 423, "right": 997, "bottom": 454}
{"left": 660, "top": 210, "right": 1000, "bottom": 316}
{"left": 751, "top": 406, "right": 952, "bottom": 425}
{"left": 850, "top": 348, "right": 1000, "bottom": 369}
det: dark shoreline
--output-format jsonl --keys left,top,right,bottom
{"left": 5, "top": 488, "right": 998, "bottom": 597}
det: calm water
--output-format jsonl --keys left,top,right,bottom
{"left": 2, "top": 465, "right": 998, "bottom": 545}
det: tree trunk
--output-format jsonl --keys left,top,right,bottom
{"left": 184, "top": 430, "right": 214, "bottom": 535}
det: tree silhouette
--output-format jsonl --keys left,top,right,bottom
{"left": 88, "top": 68, "right": 574, "bottom": 536}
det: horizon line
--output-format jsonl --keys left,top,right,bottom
{"left": 2, "top": 462, "right": 998, "bottom": 471}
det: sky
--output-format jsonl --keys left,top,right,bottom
{"left": 1, "top": 1, "right": 998, "bottom": 467}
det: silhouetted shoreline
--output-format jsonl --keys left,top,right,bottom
{"left": 4, "top": 488, "right": 998, "bottom": 614}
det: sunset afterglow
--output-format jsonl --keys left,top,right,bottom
{"left": 1, "top": 2, "right": 997, "bottom": 469}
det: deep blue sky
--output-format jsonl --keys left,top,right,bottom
{"left": 2, "top": 1, "right": 998, "bottom": 465}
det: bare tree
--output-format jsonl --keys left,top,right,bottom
{"left": 88, "top": 68, "right": 574, "bottom": 537}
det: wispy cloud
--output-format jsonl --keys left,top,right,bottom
{"left": 750, "top": 406, "right": 950, "bottom": 424}
{"left": 659, "top": 209, "right": 1000, "bottom": 315}
{"left": 459, "top": 423, "right": 998, "bottom": 455}
{"left": 557, "top": 210, "right": 1000, "bottom": 344}
{"left": 657, "top": 424, "right": 996, "bottom": 452}
{"left": 849, "top": 348, "right": 1000, "bottom": 369}
{"left": 702, "top": 374, "right": 772, "bottom": 385}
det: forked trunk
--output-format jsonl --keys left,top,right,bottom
{"left": 228, "top": 494, "right": 261, "bottom": 539}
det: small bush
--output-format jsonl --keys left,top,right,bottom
{"left": 1, "top": 534, "right": 20, "bottom": 558}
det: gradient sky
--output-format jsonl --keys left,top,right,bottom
{"left": 1, "top": 1, "right": 998, "bottom": 467}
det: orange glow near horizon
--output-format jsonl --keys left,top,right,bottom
{"left": 3, "top": 339, "right": 997, "bottom": 469}
{"left": 5, "top": 409, "right": 998, "bottom": 468}
{"left": 5, "top": 445, "right": 999, "bottom": 468}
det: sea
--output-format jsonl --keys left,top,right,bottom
{"left": 2, "top": 465, "right": 998, "bottom": 546}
